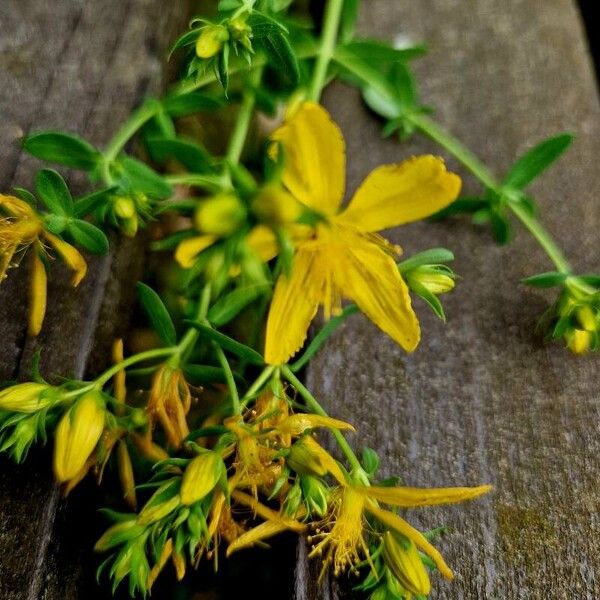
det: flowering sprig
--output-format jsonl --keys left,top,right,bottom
{"left": 0, "top": 1, "right": 499, "bottom": 598}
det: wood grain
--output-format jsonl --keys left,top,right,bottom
{"left": 0, "top": 2, "right": 189, "bottom": 598}
{"left": 296, "top": 1, "right": 600, "bottom": 599}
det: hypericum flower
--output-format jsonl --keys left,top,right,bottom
{"left": 53, "top": 390, "right": 106, "bottom": 483}
{"left": 196, "top": 24, "right": 229, "bottom": 59}
{"left": 0, "top": 194, "right": 87, "bottom": 335}
{"left": 309, "top": 481, "right": 491, "bottom": 581}
{"left": 146, "top": 364, "right": 192, "bottom": 448}
{"left": 263, "top": 103, "right": 461, "bottom": 365}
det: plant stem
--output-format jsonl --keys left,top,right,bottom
{"left": 282, "top": 366, "right": 362, "bottom": 474}
{"left": 239, "top": 365, "right": 275, "bottom": 410}
{"left": 95, "top": 347, "right": 176, "bottom": 387}
{"left": 226, "top": 67, "right": 264, "bottom": 165}
{"left": 408, "top": 112, "right": 572, "bottom": 274}
{"left": 174, "top": 284, "right": 212, "bottom": 364}
{"left": 104, "top": 101, "right": 159, "bottom": 163}
{"left": 309, "top": 0, "right": 345, "bottom": 101}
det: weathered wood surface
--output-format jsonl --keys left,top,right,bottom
{"left": 0, "top": 2, "right": 189, "bottom": 598}
{"left": 297, "top": 1, "right": 599, "bottom": 599}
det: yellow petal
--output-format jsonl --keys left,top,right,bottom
{"left": 147, "top": 539, "right": 173, "bottom": 589}
{"left": 226, "top": 520, "right": 290, "bottom": 556}
{"left": 338, "top": 232, "right": 420, "bottom": 352}
{"left": 366, "top": 502, "right": 454, "bottom": 581}
{"left": 338, "top": 156, "right": 461, "bottom": 232}
{"left": 358, "top": 483, "right": 492, "bottom": 507}
{"left": 301, "top": 436, "right": 347, "bottom": 485}
{"left": 269, "top": 102, "right": 345, "bottom": 216}
{"left": 174, "top": 235, "right": 217, "bottom": 269}
{"left": 264, "top": 246, "right": 322, "bottom": 365}
{"left": 278, "top": 414, "right": 355, "bottom": 436}
{"left": 44, "top": 232, "right": 87, "bottom": 286}
{"left": 230, "top": 490, "right": 306, "bottom": 533}
{"left": 28, "top": 250, "right": 47, "bottom": 337}
{"left": 245, "top": 225, "right": 279, "bottom": 263}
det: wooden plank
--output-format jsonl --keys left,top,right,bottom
{"left": 296, "top": 1, "right": 600, "bottom": 598}
{"left": 0, "top": 2, "right": 189, "bottom": 598}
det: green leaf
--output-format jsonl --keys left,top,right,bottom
{"left": 188, "top": 323, "right": 264, "bottom": 365}
{"left": 35, "top": 169, "right": 73, "bottom": 215}
{"left": 361, "top": 447, "right": 380, "bottom": 476}
{"left": 489, "top": 209, "right": 511, "bottom": 244}
{"left": 408, "top": 280, "right": 446, "bottom": 321}
{"left": 503, "top": 133, "right": 574, "bottom": 190}
{"left": 73, "top": 187, "right": 116, "bottom": 218}
{"left": 23, "top": 132, "right": 101, "bottom": 170}
{"left": 578, "top": 274, "right": 600, "bottom": 288}
{"left": 521, "top": 272, "right": 567, "bottom": 288}
{"left": 340, "top": 40, "right": 426, "bottom": 64}
{"left": 216, "top": 42, "right": 230, "bottom": 92}
{"left": 117, "top": 156, "right": 172, "bottom": 198}
{"left": 11, "top": 187, "right": 37, "bottom": 206}
{"left": 340, "top": 0, "right": 360, "bottom": 44}
{"left": 208, "top": 284, "right": 269, "bottom": 327}
{"left": 161, "top": 92, "right": 223, "bottom": 117}
{"left": 146, "top": 137, "right": 213, "bottom": 173}
{"left": 431, "top": 197, "right": 488, "bottom": 220}
{"left": 67, "top": 219, "right": 109, "bottom": 254}
{"left": 169, "top": 28, "right": 202, "bottom": 58}
{"left": 257, "top": 29, "right": 300, "bottom": 85}
{"left": 136, "top": 282, "right": 177, "bottom": 346}
{"left": 397, "top": 248, "right": 454, "bottom": 273}
{"left": 290, "top": 305, "right": 359, "bottom": 372}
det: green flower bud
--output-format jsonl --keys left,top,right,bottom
{"left": 282, "top": 480, "right": 303, "bottom": 517}
{"left": 286, "top": 439, "right": 328, "bottom": 477}
{"left": 196, "top": 25, "right": 229, "bottom": 59}
{"left": 94, "top": 519, "right": 145, "bottom": 552}
{"left": 409, "top": 266, "right": 455, "bottom": 295}
{"left": 383, "top": 531, "right": 431, "bottom": 597}
{"left": 565, "top": 328, "right": 593, "bottom": 355}
{"left": 300, "top": 475, "right": 328, "bottom": 517}
{"left": 194, "top": 193, "right": 246, "bottom": 236}
{"left": 575, "top": 305, "right": 597, "bottom": 332}
{"left": 113, "top": 196, "right": 136, "bottom": 219}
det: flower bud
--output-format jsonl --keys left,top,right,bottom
{"left": 113, "top": 196, "right": 136, "bottom": 219}
{"left": 565, "top": 328, "right": 593, "bottom": 355}
{"left": 137, "top": 491, "right": 180, "bottom": 526}
{"left": 194, "top": 193, "right": 246, "bottom": 236}
{"left": 409, "top": 267, "right": 455, "bottom": 295}
{"left": 196, "top": 25, "right": 229, "bottom": 59}
{"left": 575, "top": 305, "right": 597, "bottom": 332}
{"left": 180, "top": 451, "right": 224, "bottom": 506}
{"left": 0, "top": 382, "right": 53, "bottom": 413}
{"left": 94, "top": 519, "right": 145, "bottom": 552}
{"left": 300, "top": 475, "right": 328, "bottom": 517}
{"left": 53, "top": 390, "right": 106, "bottom": 483}
{"left": 282, "top": 481, "right": 303, "bottom": 517}
{"left": 286, "top": 439, "right": 328, "bottom": 477}
{"left": 383, "top": 531, "right": 431, "bottom": 597}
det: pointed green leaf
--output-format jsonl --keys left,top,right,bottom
{"left": 521, "top": 272, "right": 567, "bottom": 288}
{"left": 187, "top": 323, "right": 264, "bottom": 365}
{"left": 136, "top": 282, "right": 177, "bottom": 346}
{"left": 146, "top": 137, "right": 213, "bottom": 174}
{"left": 23, "top": 132, "right": 101, "bottom": 170}
{"left": 504, "top": 133, "right": 574, "bottom": 190}
{"left": 208, "top": 284, "right": 269, "bottom": 327}
{"left": 67, "top": 219, "right": 109, "bottom": 254}
{"left": 34, "top": 169, "right": 73, "bottom": 216}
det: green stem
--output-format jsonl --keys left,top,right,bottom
{"left": 94, "top": 347, "right": 176, "bottom": 387}
{"left": 174, "top": 284, "right": 212, "bottom": 364}
{"left": 408, "top": 113, "right": 572, "bottom": 274}
{"left": 510, "top": 203, "right": 571, "bottom": 273}
{"left": 281, "top": 366, "right": 362, "bottom": 474}
{"left": 104, "top": 101, "right": 159, "bottom": 163}
{"left": 226, "top": 67, "right": 264, "bottom": 165}
{"left": 309, "top": 0, "right": 345, "bottom": 101}
{"left": 239, "top": 365, "right": 275, "bottom": 410}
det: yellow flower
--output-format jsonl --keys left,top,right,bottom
{"left": 146, "top": 365, "right": 191, "bottom": 448}
{"left": 53, "top": 390, "right": 106, "bottom": 483}
{"left": 263, "top": 103, "right": 461, "bottom": 364}
{"left": 309, "top": 481, "right": 491, "bottom": 581}
{"left": 1, "top": 195, "right": 87, "bottom": 336}
{"left": 196, "top": 25, "right": 228, "bottom": 59}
